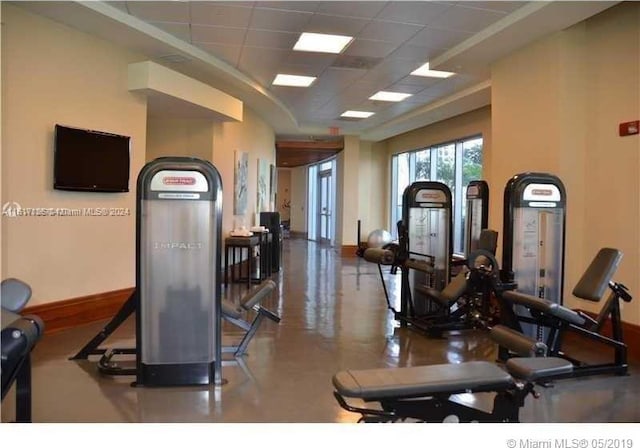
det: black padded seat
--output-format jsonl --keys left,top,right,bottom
{"left": 421, "top": 271, "right": 468, "bottom": 306}
{"left": 506, "top": 357, "right": 573, "bottom": 381}
{"left": 333, "top": 361, "right": 513, "bottom": 400}
{"left": 502, "top": 291, "right": 586, "bottom": 326}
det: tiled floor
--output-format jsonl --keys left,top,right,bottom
{"left": 2, "top": 238, "right": 639, "bottom": 423}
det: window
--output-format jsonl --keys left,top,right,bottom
{"left": 390, "top": 136, "right": 483, "bottom": 255}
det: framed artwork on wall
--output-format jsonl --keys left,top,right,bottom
{"left": 257, "top": 158, "right": 269, "bottom": 213}
{"left": 234, "top": 150, "right": 248, "bottom": 215}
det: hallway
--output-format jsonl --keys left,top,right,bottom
{"left": 2, "top": 238, "right": 639, "bottom": 423}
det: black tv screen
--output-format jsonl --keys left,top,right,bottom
{"left": 54, "top": 124, "right": 130, "bottom": 192}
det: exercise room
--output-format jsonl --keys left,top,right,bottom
{"left": 2, "top": 0, "right": 639, "bottom": 444}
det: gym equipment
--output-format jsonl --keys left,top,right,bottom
{"left": 498, "top": 247, "right": 633, "bottom": 377}
{"left": 366, "top": 237, "right": 503, "bottom": 337}
{"left": 398, "top": 181, "right": 453, "bottom": 327}
{"left": 71, "top": 157, "right": 224, "bottom": 386}
{"left": 332, "top": 337, "right": 573, "bottom": 423}
{"left": 366, "top": 229, "right": 392, "bottom": 249}
{"left": 501, "top": 173, "right": 566, "bottom": 343}
{"left": 464, "top": 180, "right": 490, "bottom": 257}
{"left": 260, "top": 212, "right": 282, "bottom": 272}
{"left": 1, "top": 278, "right": 44, "bottom": 423}
{"left": 221, "top": 280, "right": 281, "bottom": 357}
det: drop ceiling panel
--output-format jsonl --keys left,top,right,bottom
{"left": 407, "top": 26, "right": 474, "bottom": 50}
{"left": 311, "top": 67, "right": 366, "bottom": 91}
{"left": 244, "top": 29, "right": 299, "bottom": 50}
{"left": 386, "top": 82, "right": 430, "bottom": 95}
{"left": 151, "top": 22, "right": 191, "bottom": 42}
{"left": 285, "top": 52, "right": 338, "bottom": 72}
{"left": 258, "top": 2, "right": 320, "bottom": 13}
{"left": 126, "top": 1, "right": 190, "bottom": 23}
{"left": 305, "top": 13, "right": 370, "bottom": 36}
{"left": 375, "top": 2, "right": 453, "bottom": 26}
{"left": 459, "top": 1, "right": 525, "bottom": 13}
{"left": 344, "top": 39, "right": 399, "bottom": 59}
{"left": 250, "top": 7, "right": 313, "bottom": 32}
{"left": 191, "top": 25, "right": 247, "bottom": 45}
{"left": 388, "top": 43, "right": 440, "bottom": 62}
{"left": 189, "top": 3, "right": 253, "bottom": 28}
{"left": 316, "top": 1, "right": 389, "bottom": 19}
{"left": 394, "top": 74, "right": 443, "bottom": 88}
{"left": 357, "top": 20, "right": 424, "bottom": 44}
{"left": 433, "top": 5, "right": 507, "bottom": 33}
{"left": 193, "top": 42, "right": 242, "bottom": 66}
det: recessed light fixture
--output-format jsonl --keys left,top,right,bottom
{"left": 369, "top": 91, "right": 413, "bottom": 102}
{"left": 341, "top": 110, "right": 375, "bottom": 119}
{"left": 411, "top": 62, "right": 455, "bottom": 78}
{"left": 293, "top": 32, "right": 354, "bottom": 54}
{"left": 273, "top": 74, "right": 316, "bottom": 87}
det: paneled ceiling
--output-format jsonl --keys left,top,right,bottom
{"left": 17, "top": 1, "right": 618, "bottom": 166}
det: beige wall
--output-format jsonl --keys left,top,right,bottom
{"left": 358, "top": 140, "right": 388, "bottom": 237}
{"left": 146, "top": 116, "right": 215, "bottom": 162}
{"left": 212, "top": 107, "right": 276, "bottom": 236}
{"left": 1, "top": 5, "right": 147, "bottom": 305}
{"left": 490, "top": 2, "right": 639, "bottom": 323}
{"left": 289, "top": 166, "right": 307, "bottom": 234}
{"left": 276, "top": 168, "right": 291, "bottom": 222}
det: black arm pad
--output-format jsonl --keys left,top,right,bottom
{"left": 363, "top": 248, "right": 396, "bottom": 265}
{"left": 404, "top": 259, "right": 434, "bottom": 273}
{"left": 490, "top": 325, "right": 547, "bottom": 357}
{"left": 240, "top": 280, "right": 276, "bottom": 310}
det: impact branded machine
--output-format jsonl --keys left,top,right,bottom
{"left": 71, "top": 157, "right": 280, "bottom": 386}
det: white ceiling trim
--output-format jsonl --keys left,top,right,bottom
{"left": 78, "top": 1, "right": 299, "bottom": 130}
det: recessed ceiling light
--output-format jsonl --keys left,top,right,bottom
{"left": 369, "top": 91, "right": 413, "bottom": 102}
{"left": 293, "top": 32, "right": 354, "bottom": 54}
{"left": 411, "top": 62, "right": 455, "bottom": 78}
{"left": 273, "top": 74, "right": 316, "bottom": 87}
{"left": 341, "top": 110, "right": 375, "bottom": 119}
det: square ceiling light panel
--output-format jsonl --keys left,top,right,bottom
{"left": 369, "top": 91, "right": 413, "bottom": 102}
{"left": 273, "top": 74, "right": 317, "bottom": 87}
{"left": 293, "top": 32, "right": 354, "bottom": 54}
{"left": 341, "top": 110, "right": 375, "bottom": 118}
{"left": 411, "top": 62, "right": 455, "bottom": 78}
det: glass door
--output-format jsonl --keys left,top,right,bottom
{"left": 318, "top": 168, "right": 332, "bottom": 244}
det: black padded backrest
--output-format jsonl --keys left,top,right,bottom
{"left": 573, "top": 248, "right": 622, "bottom": 302}
{"left": 1, "top": 278, "right": 32, "bottom": 313}
{"left": 477, "top": 229, "right": 498, "bottom": 255}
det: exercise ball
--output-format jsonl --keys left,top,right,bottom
{"left": 367, "top": 229, "right": 392, "bottom": 248}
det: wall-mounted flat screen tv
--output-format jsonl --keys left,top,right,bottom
{"left": 54, "top": 124, "right": 130, "bottom": 192}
